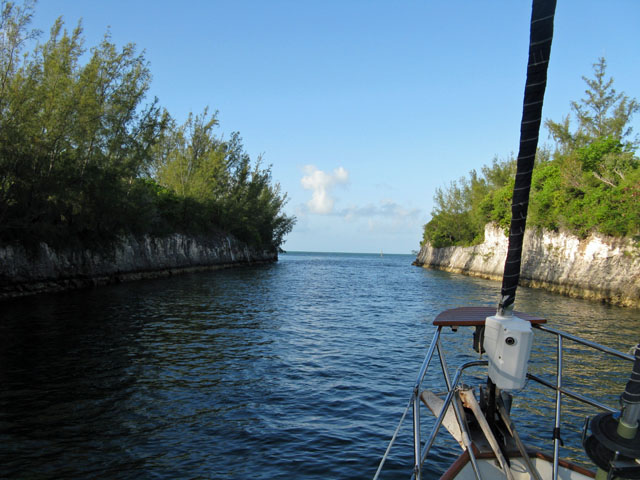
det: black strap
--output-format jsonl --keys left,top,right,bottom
{"left": 622, "top": 344, "right": 640, "bottom": 404}
{"left": 552, "top": 427, "right": 564, "bottom": 446}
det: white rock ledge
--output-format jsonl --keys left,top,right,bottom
{"left": 414, "top": 223, "right": 640, "bottom": 308}
{"left": 0, "top": 234, "right": 277, "bottom": 300}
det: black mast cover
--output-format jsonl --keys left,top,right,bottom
{"left": 499, "top": 0, "right": 557, "bottom": 314}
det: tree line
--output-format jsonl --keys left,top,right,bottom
{"left": 0, "top": 1, "right": 295, "bottom": 252}
{"left": 423, "top": 58, "right": 639, "bottom": 248}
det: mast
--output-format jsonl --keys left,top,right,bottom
{"left": 498, "top": 0, "right": 557, "bottom": 315}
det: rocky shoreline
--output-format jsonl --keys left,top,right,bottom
{"left": 0, "top": 234, "right": 277, "bottom": 301}
{"left": 414, "top": 223, "right": 640, "bottom": 308}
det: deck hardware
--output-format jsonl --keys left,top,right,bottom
{"left": 497, "top": 396, "right": 543, "bottom": 480}
{"left": 459, "top": 387, "right": 515, "bottom": 480}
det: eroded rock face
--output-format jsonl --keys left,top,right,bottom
{"left": 414, "top": 224, "right": 640, "bottom": 307}
{"left": 0, "top": 234, "right": 277, "bottom": 300}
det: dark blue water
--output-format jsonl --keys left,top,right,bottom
{"left": 0, "top": 252, "right": 638, "bottom": 479}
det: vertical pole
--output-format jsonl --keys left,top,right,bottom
{"left": 552, "top": 335, "right": 563, "bottom": 480}
{"left": 413, "top": 386, "right": 421, "bottom": 480}
{"left": 437, "top": 338, "right": 453, "bottom": 391}
{"left": 412, "top": 327, "right": 443, "bottom": 480}
{"left": 415, "top": 327, "right": 442, "bottom": 388}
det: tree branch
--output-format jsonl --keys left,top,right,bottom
{"left": 592, "top": 171, "right": 616, "bottom": 187}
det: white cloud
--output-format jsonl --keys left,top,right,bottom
{"left": 337, "top": 200, "right": 425, "bottom": 235}
{"left": 339, "top": 200, "right": 422, "bottom": 222}
{"left": 300, "top": 165, "right": 349, "bottom": 214}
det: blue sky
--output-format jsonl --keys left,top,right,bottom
{"left": 30, "top": 1, "right": 640, "bottom": 254}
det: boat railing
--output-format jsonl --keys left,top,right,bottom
{"left": 373, "top": 308, "right": 635, "bottom": 480}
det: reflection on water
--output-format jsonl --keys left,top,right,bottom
{"left": 0, "top": 252, "right": 637, "bottom": 479}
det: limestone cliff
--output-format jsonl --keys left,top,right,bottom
{"left": 0, "top": 234, "right": 276, "bottom": 300}
{"left": 414, "top": 223, "right": 640, "bottom": 307}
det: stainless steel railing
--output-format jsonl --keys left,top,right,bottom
{"left": 373, "top": 321, "right": 635, "bottom": 480}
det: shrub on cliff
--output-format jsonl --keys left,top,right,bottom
{"left": 421, "top": 156, "right": 517, "bottom": 247}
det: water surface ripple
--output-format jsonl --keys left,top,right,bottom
{"left": 0, "top": 252, "right": 637, "bottom": 479}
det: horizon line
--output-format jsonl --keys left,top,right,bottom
{"left": 281, "top": 250, "right": 418, "bottom": 256}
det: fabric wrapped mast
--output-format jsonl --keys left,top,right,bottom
{"left": 498, "top": 0, "right": 556, "bottom": 315}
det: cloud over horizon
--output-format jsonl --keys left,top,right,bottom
{"left": 300, "top": 165, "right": 349, "bottom": 214}
{"left": 338, "top": 200, "right": 421, "bottom": 221}
{"left": 339, "top": 200, "right": 424, "bottom": 234}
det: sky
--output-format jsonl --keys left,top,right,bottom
{"left": 27, "top": 0, "right": 640, "bottom": 254}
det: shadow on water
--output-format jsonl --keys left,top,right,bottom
{"left": 0, "top": 254, "right": 638, "bottom": 479}
{"left": 0, "top": 270, "right": 280, "bottom": 479}
{"left": 0, "top": 291, "right": 147, "bottom": 477}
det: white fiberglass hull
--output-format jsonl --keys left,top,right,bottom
{"left": 442, "top": 451, "right": 594, "bottom": 480}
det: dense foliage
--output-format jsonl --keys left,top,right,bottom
{"left": 0, "top": 1, "right": 294, "bottom": 251}
{"left": 422, "top": 58, "right": 639, "bottom": 248}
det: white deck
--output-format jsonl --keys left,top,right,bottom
{"left": 444, "top": 455, "right": 594, "bottom": 480}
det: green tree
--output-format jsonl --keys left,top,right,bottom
{"left": 0, "top": 2, "right": 294, "bottom": 251}
{"left": 1, "top": 3, "right": 164, "bottom": 246}
{"left": 535, "top": 57, "right": 639, "bottom": 237}
{"left": 546, "top": 58, "right": 639, "bottom": 150}
{"left": 422, "top": 156, "right": 516, "bottom": 247}
{"left": 422, "top": 58, "right": 639, "bottom": 247}
{"left": 153, "top": 110, "right": 295, "bottom": 249}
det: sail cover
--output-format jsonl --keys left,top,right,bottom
{"left": 499, "top": 0, "right": 557, "bottom": 313}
